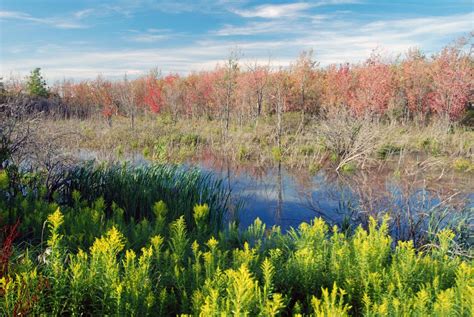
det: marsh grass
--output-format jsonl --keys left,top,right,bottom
{"left": 63, "top": 162, "right": 229, "bottom": 233}
{"left": 38, "top": 113, "right": 473, "bottom": 175}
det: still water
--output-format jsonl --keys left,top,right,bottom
{"left": 78, "top": 148, "right": 473, "bottom": 241}
{"left": 197, "top": 159, "right": 473, "bottom": 234}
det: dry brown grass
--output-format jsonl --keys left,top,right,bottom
{"left": 35, "top": 112, "right": 473, "bottom": 174}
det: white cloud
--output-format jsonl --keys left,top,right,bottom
{"left": 123, "top": 0, "right": 248, "bottom": 14}
{"left": 127, "top": 34, "right": 169, "bottom": 43}
{"left": 0, "top": 10, "right": 88, "bottom": 29}
{"left": 147, "top": 28, "right": 170, "bottom": 33}
{"left": 233, "top": 2, "right": 313, "bottom": 19}
{"left": 361, "top": 12, "right": 474, "bottom": 37}
{"left": 74, "top": 9, "right": 96, "bottom": 19}
{"left": 215, "top": 20, "right": 290, "bottom": 36}
{"left": 1, "top": 8, "right": 472, "bottom": 81}
{"left": 214, "top": 14, "right": 333, "bottom": 36}
{"left": 124, "top": 28, "right": 178, "bottom": 43}
{"left": 232, "top": 1, "right": 360, "bottom": 18}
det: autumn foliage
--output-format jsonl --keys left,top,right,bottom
{"left": 46, "top": 38, "right": 472, "bottom": 123}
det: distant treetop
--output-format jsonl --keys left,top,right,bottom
{"left": 27, "top": 68, "right": 49, "bottom": 98}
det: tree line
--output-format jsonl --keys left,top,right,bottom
{"left": 3, "top": 37, "right": 473, "bottom": 127}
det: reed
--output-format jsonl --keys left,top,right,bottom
{"left": 63, "top": 162, "right": 229, "bottom": 233}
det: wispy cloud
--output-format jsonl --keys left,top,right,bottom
{"left": 1, "top": 1, "right": 471, "bottom": 81}
{"left": 232, "top": 1, "right": 359, "bottom": 19}
{"left": 232, "top": 2, "right": 313, "bottom": 18}
{"left": 215, "top": 20, "right": 290, "bottom": 36}
{"left": 0, "top": 10, "right": 88, "bottom": 29}
{"left": 122, "top": 0, "right": 248, "bottom": 14}
{"left": 74, "top": 9, "right": 96, "bottom": 19}
{"left": 214, "top": 14, "right": 333, "bottom": 36}
{"left": 124, "top": 28, "right": 179, "bottom": 43}
{"left": 127, "top": 34, "right": 169, "bottom": 43}
{"left": 360, "top": 12, "right": 474, "bottom": 37}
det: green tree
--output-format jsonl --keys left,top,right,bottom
{"left": 27, "top": 68, "right": 49, "bottom": 97}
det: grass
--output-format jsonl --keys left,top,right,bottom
{"left": 0, "top": 162, "right": 230, "bottom": 249}
{"left": 39, "top": 114, "right": 474, "bottom": 174}
{"left": 64, "top": 163, "right": 229, "bottom": 232}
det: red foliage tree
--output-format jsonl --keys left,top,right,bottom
{"left": 91, "top": 76, "right": 116, "bottom": 125}
{"left": 290, "top": 50, "right": 322, "bottom": 115}
{"left": 246, "top": 63, "right": 269, "bottom": 118}
{"left": 144, "top": 73, "right": 163, "bottom": 114}
{"left": 162, "top": 73, "right": 182, "bottom": 119}
{"left": 428, "top": 46, "right": 471, "bottom": 119}
{"left": 400, "top": 49, "right": 432, "bottom": 119}
{"left": 196, "top": 69, "right": 223, "bottom": 118}
{"left": 324, "top": 63, "right": 353, "bottom": 112}
{"left": 349, "top": 54, "right": 394, "bottom": 116}
{"left": 33, "top": 36, "right": 472, "bottom": 123}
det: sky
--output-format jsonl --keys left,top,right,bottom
{"left": 0, "top": 0, "right": 472, "bottom": 82}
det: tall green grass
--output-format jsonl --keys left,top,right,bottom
{"left": 0, "top": 162, "right": 229, "bottom": 249}
{"left": 63, "top": 162, "right": 229, "bottom": 232}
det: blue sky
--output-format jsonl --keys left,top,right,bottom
{"left": 0, "top": 0, "right": 472, "bottom": 81}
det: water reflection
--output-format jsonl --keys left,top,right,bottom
{"left": 75, "top": 147, "right": 473, "bottom": 244}
{"left": 195, "top": 154, "right": 473, "bottom": 245}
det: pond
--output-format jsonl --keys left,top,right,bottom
{"left": 196, "top": 155, "right": 472, "bottom": 236}
{"left": 77, "top": 148, "right": 473, "bottom": 243}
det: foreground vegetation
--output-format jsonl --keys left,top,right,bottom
{"left": 0, "top": 163, "right": 473, "bottom": 316}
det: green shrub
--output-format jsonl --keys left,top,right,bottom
{"left": 179, "top": 133, "right": 201, "bottom": 146}
{"left": 453, "top": 158, "right": 473, "bottom": 172}
{"left": 340, "top": 163, "right": 356, "bottom": 173}
{"left": 271, "top": 147, "right": 282, "bottom": 162}
{"left": 237, "top": 146, "right": 251, "bottom": 161}
{"left": 0, "top": 170, "right": 8, "bottom": 190}
{"left": 26, "top": 68, "right": 49, "bottom": 98}
{"left": 376, "top": 144, "right": 402, "bottom": 160}
{"left": 308, "top": 162, "right": 322, "bottom": 175}
{"left": 419, "top": 137, "right": 441, "bottom": 155}
{"left": 142, "top": 146, "right": 151, "bottom": 158}
{"left": 299, "top": 145, "right": 315, "bottom": 156}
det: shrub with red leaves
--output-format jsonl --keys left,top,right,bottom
{"left": 0, "top": 219, "right": 20, "bottom": 277}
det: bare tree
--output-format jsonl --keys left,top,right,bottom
{"left": 318, "top": 109, "right": 384, "bottom": 172}
{"left": 247, "top": 60, "right": 270, "bottom": 120}
{"left": 117, "top": 74, "right": 138, "bottom": 129}
{"left": 0, "top": 94, "right": 39, "bottom": 166}
{"left": 221, "top": 50, "right": 240, "bottom": 139}
{"left": 271, "top": 69, "right": 291, "bottom": 155}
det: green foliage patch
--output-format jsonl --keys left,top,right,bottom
{"left": 1, "top": 205, "right": 472, "bottom": 316}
